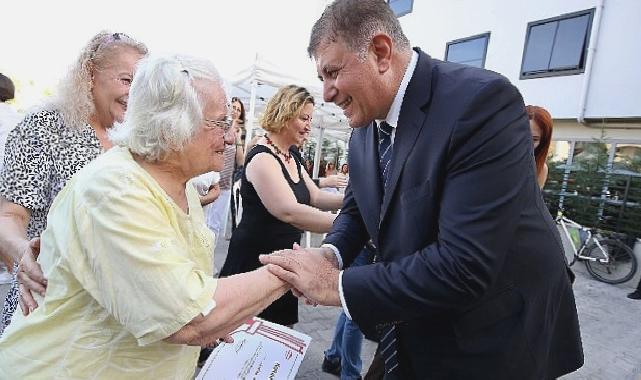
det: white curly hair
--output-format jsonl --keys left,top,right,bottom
{"left": 108, "top": 54, "right": 224, "bottom": 162}
{"left": 47, "top": 31, "right": 148, "bottom": 129}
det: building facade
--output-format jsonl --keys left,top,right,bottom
{"left": 390, "top": 0, "right": 641, "bottom": 241}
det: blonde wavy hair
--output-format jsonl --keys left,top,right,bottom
{"left": 261, "top": 85, "right": 314, "bottom": 133}
{"left": 48, "top": 31, "right": 148, "bottom": 129}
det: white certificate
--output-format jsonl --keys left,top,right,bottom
{"left": 197, "top": 317, "right": 312, "bottom": 380}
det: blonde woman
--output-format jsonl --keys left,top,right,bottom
{"left": 220, "top": 85, "right": 343, "bottom": 327}
{"left": 0, "top": 31, "right": 147, "bottom": 335}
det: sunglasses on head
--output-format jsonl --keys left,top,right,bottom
{"left": 90, "top": 32, "right": 134, "bottom": 61}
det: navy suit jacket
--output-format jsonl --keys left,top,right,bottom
{"left": 324, "top": 49, "right": 583, "bottom": 379}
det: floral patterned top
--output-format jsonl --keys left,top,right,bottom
{"left": 0, "top": 109, "right": 101, "bottom": 334}
{"left": 0, "top": 109, "right": 102, "bottom": 239}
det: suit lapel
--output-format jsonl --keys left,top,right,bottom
{"left": 349, "top": 121, "right": 383, "bottom": 242}
{"left": 380, "top": 50, "right": 434, "bottom": 224}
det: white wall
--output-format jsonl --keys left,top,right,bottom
{"left": 398, "top": 0, "right": 641, "bottom": 120}
{"left": 553, "top": 121, "right": 641, "bottom": 142}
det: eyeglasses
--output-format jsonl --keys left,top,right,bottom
{"left": 203, "top": 117, "right": 233, "bottom": 135}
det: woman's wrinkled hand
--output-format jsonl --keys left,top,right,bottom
{"left": 17, "top": 237, "right": 47, "bottom": 316}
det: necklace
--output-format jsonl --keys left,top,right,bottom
{"left": 265, "top": 135, "right": 292, "bottom": 163}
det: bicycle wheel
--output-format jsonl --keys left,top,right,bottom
{"left": 584, "top": 238, "right": 638, "bottom": 284}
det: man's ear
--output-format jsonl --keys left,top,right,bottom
{"left": 370, "top": 33, "right": 393, "bottom": 74}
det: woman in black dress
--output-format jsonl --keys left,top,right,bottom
{"left": 220, "top": 85, "right": 343, "bottom": 327}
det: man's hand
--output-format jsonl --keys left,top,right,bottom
{"left": 259, "top": 245, "right": 341, "bottom": 307}
{"left": 319, "top": 174, "right": 348, "bottom": 189}
{"left": 17, "top": 237, "right": 46, "bottom": 316}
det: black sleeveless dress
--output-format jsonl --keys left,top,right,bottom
{"left": 220, "top": 144, "right": 310, "bottom": 325}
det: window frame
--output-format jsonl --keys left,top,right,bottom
{"left": 520, "top": 8, "right": 596, "bottom": 80}
{"left": 444, "top": 32, "right": 491, "bottom": 69}
{"left": 387, "top": 0, "right": 413, "bottom": 18}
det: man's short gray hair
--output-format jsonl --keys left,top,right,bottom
{"left": 308, "top": 0, "right": 410, "bottom": 59}
{"left": 109, "top": 54, "right": 223, "bottom": 161}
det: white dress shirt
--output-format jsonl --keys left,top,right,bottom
{"left": 324, "top": 50, "right": 419, "bottom": 319}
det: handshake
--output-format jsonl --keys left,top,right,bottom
{"left": 259, "top": 243, "right": 342, "bottom": 307}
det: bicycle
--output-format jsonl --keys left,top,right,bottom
{"left": 556, "top": 212, "right": 638, "bottom": 284}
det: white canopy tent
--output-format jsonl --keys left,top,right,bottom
{"left": 226, "top": 54, "right": 351, "bottom": 176}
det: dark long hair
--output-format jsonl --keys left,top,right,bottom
{"left": 526, "top": 105, "right": 553, "bottom": 178}
{"left": 231, "top": 96, "right": 246, "bottom": 124}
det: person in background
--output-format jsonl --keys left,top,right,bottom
{"left": 526, "top": 105, "right": 553, "bottom": 189}
{"left": 220, "top": 85, "right": 343, "bottom": 328}
{"left": 318, "top": 159, "right": 327, "bottom": 178}
{"left": 0, "top": 53, "right": 289, "bottom": 379}
{"left": 194, "top": 172, "right": 222, "bottom": 212}
{"left": 208, "top": 96, "right": 245, "bottom": 242}
{"left": 0, "top": 31, "right": 148, "bottom": 336}
{"left": 191, "top": 168, "right": 222, "bottom": 364}
{"left": 0, "top": 73, "right": 23, "bottom": 286}
{"left": 326, "top": 161, "right": 338, "bottom": 176}
{"left": 319, "top": 173, "right": 348, "bottom": 190}
{"left": 295, "top": 135, "right": 347, "bottom": 191}
{"left": 304, "top": 159, "right": 314, "bottom": 175}
{"left": 321, "top": 161, "right": 344, "bottom": 194}
{"left": 261, "top": 0, "right": 583, "bottom": 378}
{"left": 627, "top": 278, "right": 641, "bottom": 300}
{"left": 340, "top": 163, "right": 349, "bottom": 176}
{"left": 0, "top": 73, "right": 22, "bottom": 173}
{"left": 228, "top": 97, "right": 247, "bottom": 234}
{"left": 192, "top": 170, "right": 221, "bottom": 268}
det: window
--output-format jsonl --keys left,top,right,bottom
{"left": 520, "top": 9, "right": 595, "bottom": 79}
{"left": 445, "top": 33, "right": 490, "bottom": 68}
{"left": 549, "top": 140, "right": 571, "bottom": 164}
{"left": 545, "top": 139, "right": 641, "bottom": 237}
{"left": 387, "top": 0, "right": 413, "bottom": 17}
{"left": 613, "top": 144, "right": 641, "bottom": 175}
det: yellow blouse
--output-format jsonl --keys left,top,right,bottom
{"left": 0, "top": 147, "right": 217, "bottom": 379}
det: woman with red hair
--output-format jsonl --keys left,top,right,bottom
{"left": 526, "top": 105, "right": 553, "bottom": 188}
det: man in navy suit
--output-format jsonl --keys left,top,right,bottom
{"left": 260, "top": 0, "right": 583, "bottom": 378}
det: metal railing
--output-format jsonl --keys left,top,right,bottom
{"left": 544, "top": 165, "right": 641, "bottom": 242}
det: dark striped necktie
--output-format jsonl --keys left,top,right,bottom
{"left": 380, "top": 324, "right": 399, "bottom": 375}
{"left": 378, "top": 121, "right": 394, "bottom": 189}
{"left": 377, "top": 120, "right": 399, "bottom": 375}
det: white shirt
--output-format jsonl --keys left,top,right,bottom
{"left": 192, "top": 171, "right": 221, "bottom": 196}
{"left": 325, "top": 50, "right": 419, "bottom": 320}
{"left": 376, "top": 50, "right": 419, "bottom": 144}
{"left": 0, "top": 103, "right": 23, "bottom": 172}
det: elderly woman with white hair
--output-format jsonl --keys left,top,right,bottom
{"left": 0, "top": 31, "right": 148, "bottom": 336}
{"left": 0, "top": 54, "right": 289, "bottom": 379}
